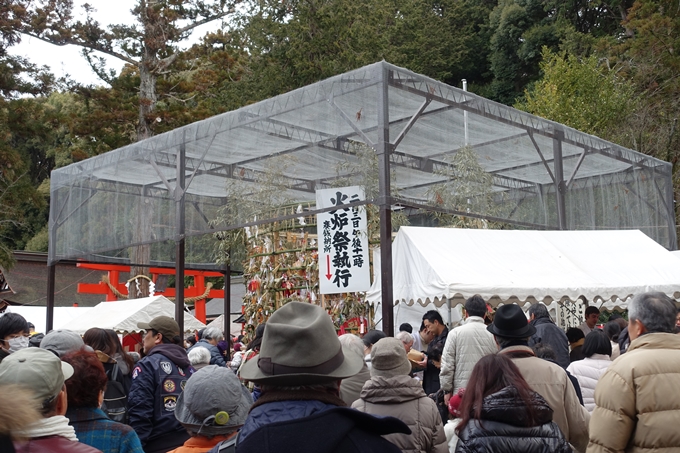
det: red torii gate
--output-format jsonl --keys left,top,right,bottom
{"left": 76, "top": 263, "right": 224, "bottom": 323}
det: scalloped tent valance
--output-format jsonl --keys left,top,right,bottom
{"left": 367, "top": 227, "right": 680, "bottom": 307}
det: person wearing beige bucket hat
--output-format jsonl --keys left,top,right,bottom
{"left": 352, "top": 337, "right": 448, "bottom": 453}
{"left": 236, "top": 302, "right": 410, "bottom": 453}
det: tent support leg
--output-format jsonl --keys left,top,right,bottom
{"left": 378, "top": 65, "right": 394, "bottom": 336}
{"left": 175, "top": 138, "right": 186, "bottom": 334}
{"left": 553, "top": 128, "right": 567, "bottom": 230}
{"left": 46, "top": 264, "right": 56, "bottom": 332}
{"left": 224, "top": 264, "right": 231, "bottom": 337}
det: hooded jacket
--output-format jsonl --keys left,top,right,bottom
{"left": 529, "top": 316, "right": 571, "bottom": 368}
{"left": 128, "top": 344, "right": 193, "bottom": 447}
{"left": 455, "top": 386, "right": 572, "bottom": 453}
{"left": 566, "top": 354, "right": 610, "bottom": 412}
{"left": 587, "top": 333, "right": 680, "bottom": 453}
{"left": 188, "top": 339, "right": 226, "bottom": 367}
{"left": 352, "top": 375, "right": 447, "bottom": 453}
{"left": 236, "top": 388, "right": 410, "bottom": 453}
{"left": 339, "top": 362, "right": 371, "bottom": 406}
{"left": 439, "top": 317, "right": 497, "bottom": 394}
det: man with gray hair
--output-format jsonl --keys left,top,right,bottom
{"left": 395, "top": 331, "right": 414, "bottom": 352}
{"left": 188, "top": 326, "right": 226, "bottom": 367}
{"left": 528, "top": 303, "right": 570, "bottom": 368}
{"left": 187, "top": 346, "right": 212, "bottom": 370}
{"left": 587, "top": 292, "right": 680, "bottom": 453}
{"left": 440, "top": 295, "right": 497, "bottom": 406}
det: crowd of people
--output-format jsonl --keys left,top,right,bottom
{"left": 0, "top": 290, "right": 679, "bottom": 453}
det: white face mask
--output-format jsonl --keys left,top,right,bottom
{"left": 7, "top": 336, "right": 29, "bottom": 353}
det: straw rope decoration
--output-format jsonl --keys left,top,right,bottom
{"left": 101, "top": 275, "right": 213, "bottom": 304}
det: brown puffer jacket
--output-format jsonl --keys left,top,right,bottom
{"left": 351, "top": 375, "right": 447, "bottom": 453}
{"left": 587, "top": 332, "right": 680, "bottom": 453}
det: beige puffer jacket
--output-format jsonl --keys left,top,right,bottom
{"left": 587, "top": 333, "right": 680, "bottom": 453}
{"left": 352, "top": 375, "right": 447, "bottom": 453}
{"left": 501, "top": 346, "right": 590, "bottom": 453}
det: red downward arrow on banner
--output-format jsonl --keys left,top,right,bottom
{"left": 325, "top": 255, "right": 332, "bottom": 280}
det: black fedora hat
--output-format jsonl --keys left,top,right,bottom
{"left": 487, "top": 304, "right": 536, "bottom": 339}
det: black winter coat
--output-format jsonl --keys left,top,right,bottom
{"left": 529, "top": 317, "right": 571, "bottom": 368}
{"left": 423, "top": 326, "right": 448, "bottom": 396}
{"left": 236, "top": 406, "right": 410, "bottom": 453}
{"left": 455, "top": 386, "right": 572, "bottom": 453}
{"left": 188, "top": 339, "right": 227, "bottom": 367}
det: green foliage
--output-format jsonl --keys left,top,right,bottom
{"left": 0, "top": 0, "right": 55, "bottom": 97}
{"left": 608, "top": 0, "right": 680, "bottom": 239}
{"left": 24, "top": 226, "right": 49, "bottom": 252}
{"left": 519, "top": 48, "right": 636, "bottom": 136}
{"left": 18, "top": 0, "right": 242, "bottom": 140}
{"left": 154, "top": 31, "right": 249, "bottom": 124}
{"left": 544, "top": 0, "right": 635, "bottom": 36}
{"left": 3, "top": 0, "right": 680, "bottom": 261}
{"left": 488, "top": 0, "right": 573, "bottom": 103}
{"left": 229, "top": 0, "right": 496, "bottom": 103}
{"left": 428, "top": 146, "right": 502, "bottom": 228}
{"left": 0, "top": 139, "right": 26, "bottom": 268}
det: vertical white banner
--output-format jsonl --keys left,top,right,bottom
{"left": 316, "top": 186, "right": 370, "bottom": 294}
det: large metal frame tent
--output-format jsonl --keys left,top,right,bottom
{"left": 48, "top": 61, "right": 677, "bottom": 335}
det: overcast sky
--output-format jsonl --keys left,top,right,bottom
{"left": 9, "top": 0, "right": 223, "bottom": 86}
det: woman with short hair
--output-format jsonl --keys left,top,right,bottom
{"left": 62, "top": 349, "right": 143, "bottom": 453}
{"left": 566, "top": 329, "right": 612, "bottom": 412}
{"left": 83, "top": 328, "right": 134, "bottom": 395}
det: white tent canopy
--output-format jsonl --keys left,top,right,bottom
{"left": 368, "top": 227, "right": 680, "bottom": 308}
{"left": 206, "top": 314, "right": 244, "bottom": 337}
{"left": 61, "top": 296, "right": 206, "bottom": 334}
{"left": 3, "top": 307, "right": 92, "bottom": 334}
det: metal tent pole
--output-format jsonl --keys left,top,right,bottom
{"left": 175, "top": 140, "right": 186, "bottom": 334}
{"left": 224, "top": 264, "right": 231, "bottom": 336}
{"left": 553, "top": 128, "right": 567, "bottom": 230}
{"left": 377, "top": 64, "right": 394, "bottom": 336}
{"left": 46, "top": 264, "right": 56, "bottom": 332}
